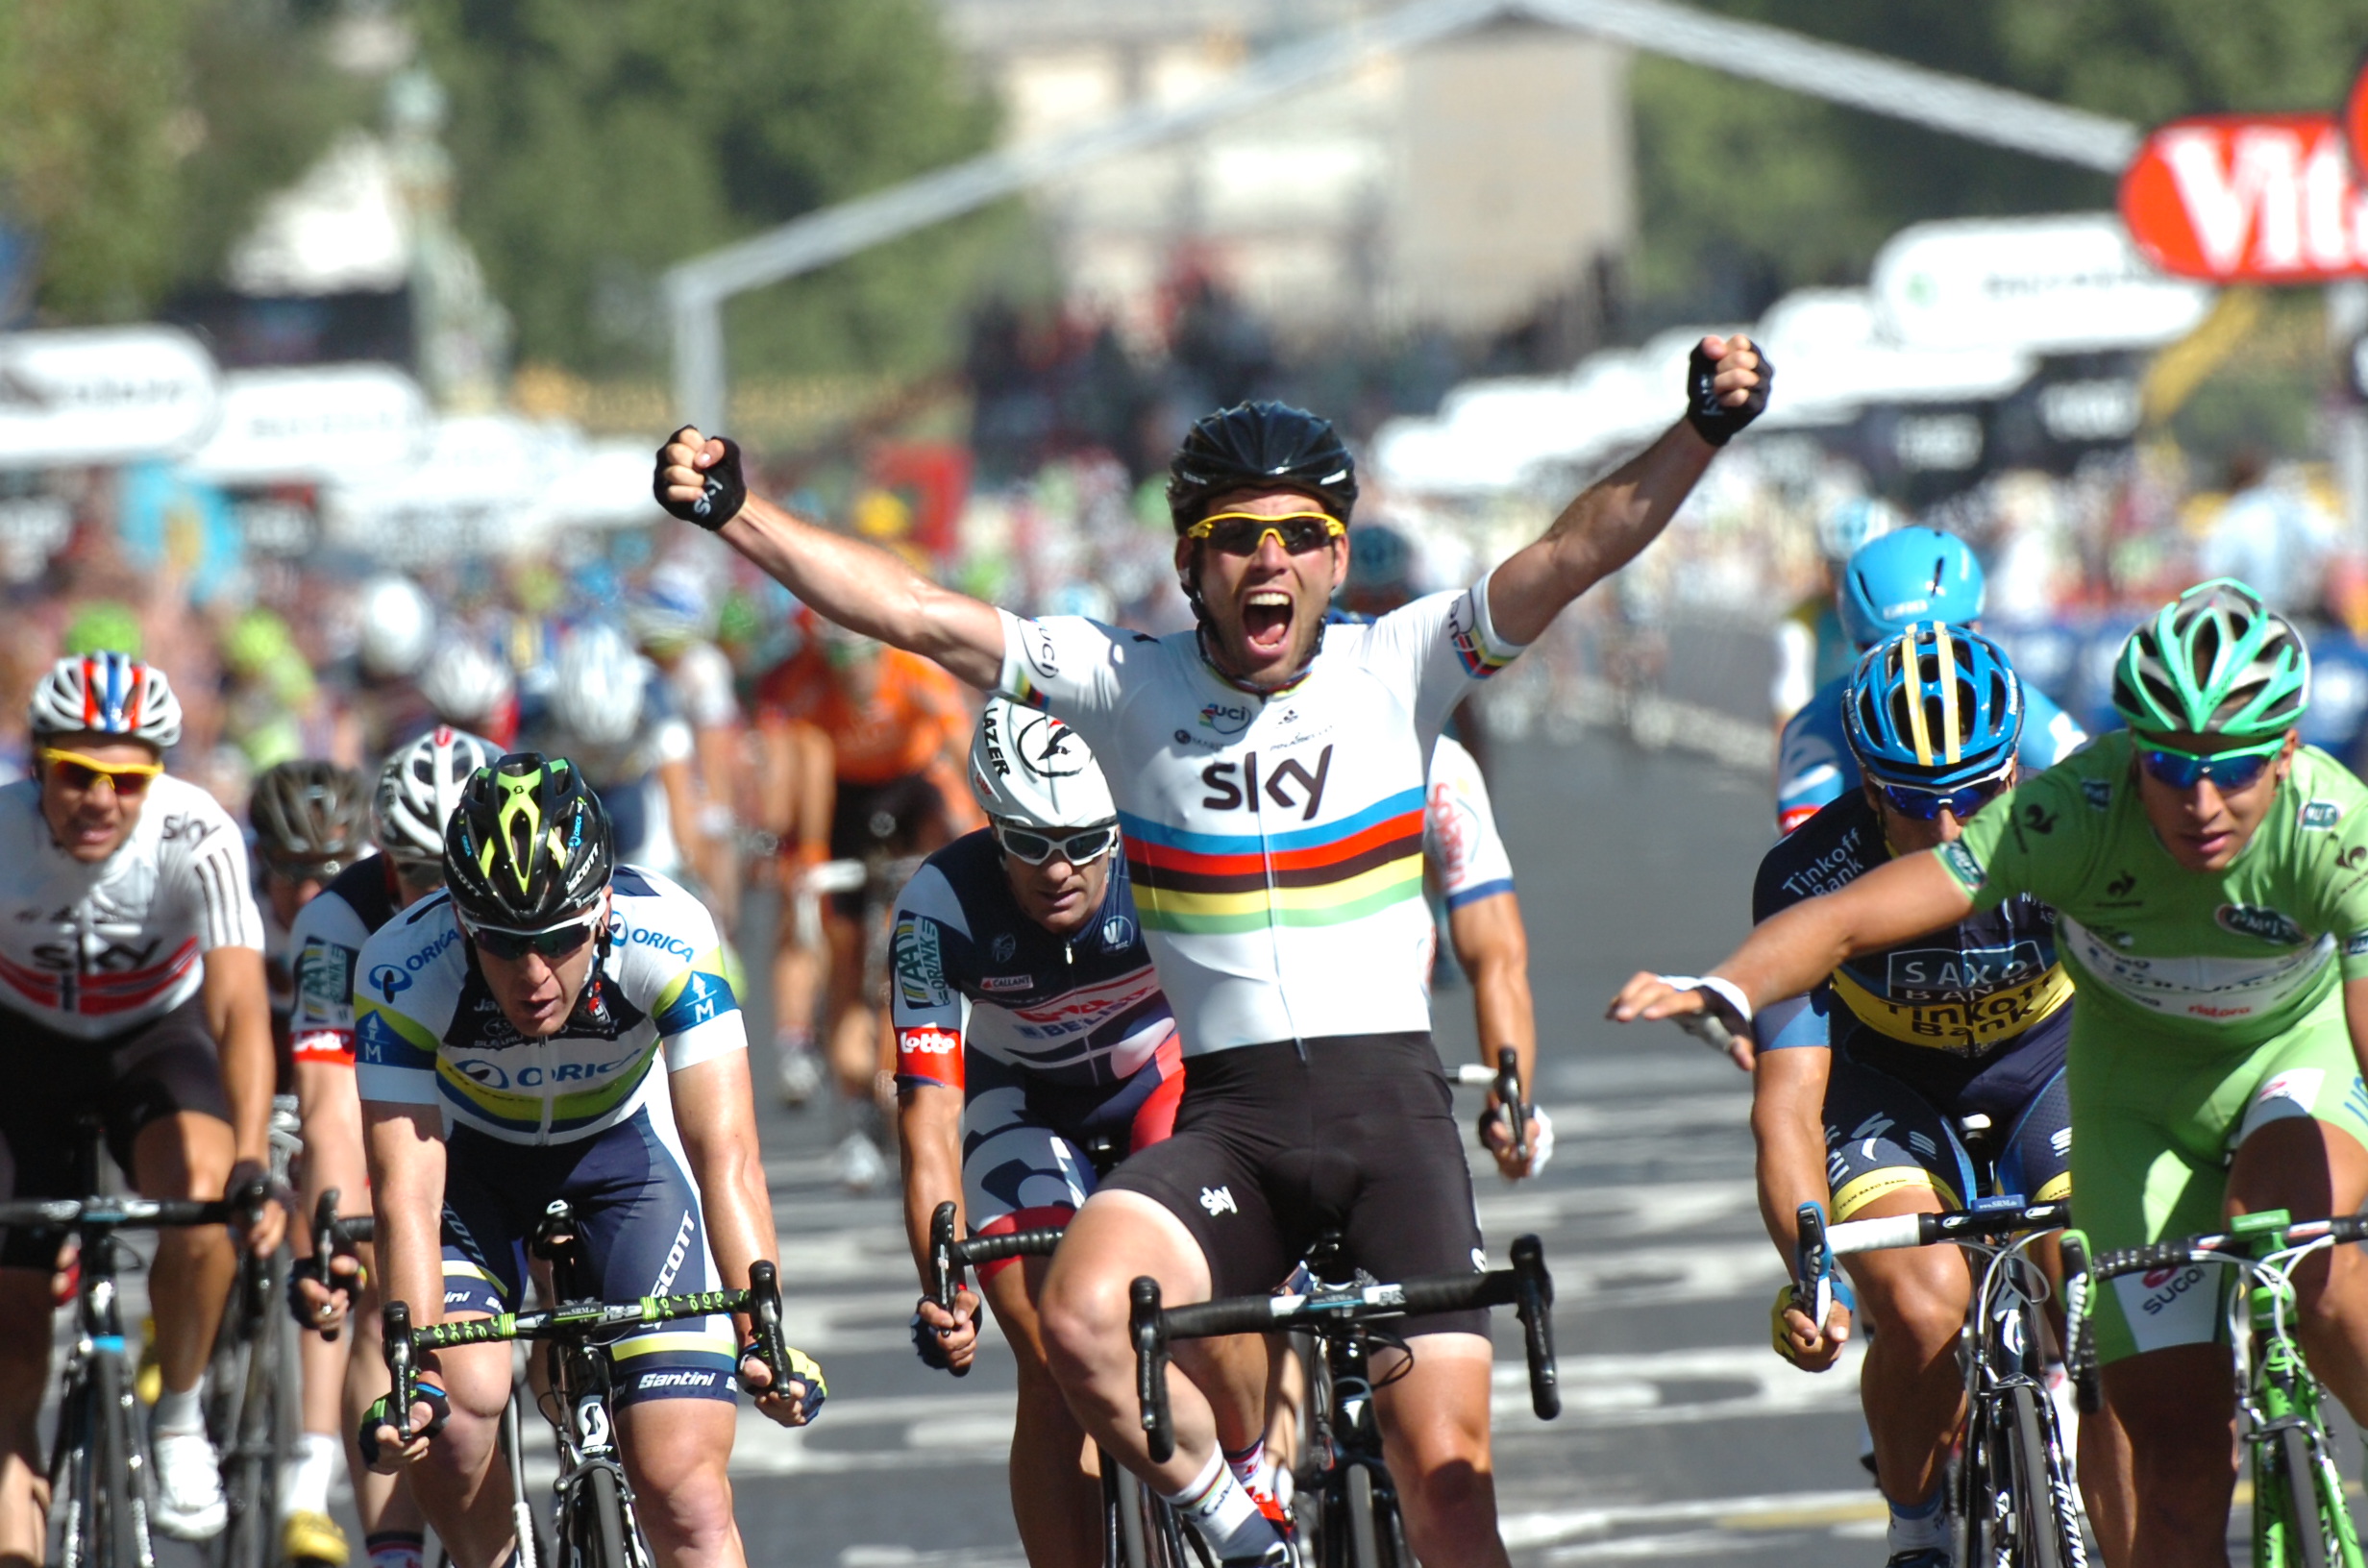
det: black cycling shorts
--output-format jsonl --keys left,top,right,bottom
{"left": 0, "top": 995, "right": 230, "bottom": 1268}
{"left": 1823, "top": 1043, "right": 2072, "bottom": 1222}
{"left": 1101, "top": 1033, "right": 1489, "bottom": 1338}
{"left": 827, "top": 772, "right": 948, "bottom": 916}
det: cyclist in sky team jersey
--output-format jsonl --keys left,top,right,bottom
{"left": 1776, "top": 526, "right": 2086, "bottom": 835}
{"left": 355, "top": 754, "right": 820, "bottom": 1568}
{"left": 1742, "top": 625, "right": 2108, "bottom": 1568}
{"left": 1613, "top": 580, "right": 2368, "bottom": 1567}
{"left": 0, "top": 654, "right": 286, "bottom": 1551}
{"left": 656, "top": 331, "right": 1769, "bottom": 1568}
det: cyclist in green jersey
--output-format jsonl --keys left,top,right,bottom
{"left": 1611, "top": 579, "right": 2368, "bottom": 1568}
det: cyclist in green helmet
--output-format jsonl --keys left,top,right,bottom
{"left": 1613, "top": 579, "right": 2368, "bottom": 1567}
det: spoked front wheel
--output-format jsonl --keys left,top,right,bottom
{"left": 2257, "top": 1422, "right": 2363, "bottom": 1568}
{"left": 1961, "top": 1384, "right": 2072, "bottom": 1568}
{"left": 1344, "top": 1465, "right": 1410, "bottom": 1568}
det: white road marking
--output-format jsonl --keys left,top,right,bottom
{"left": 1500, "top": 1485, "right": 1885, "bottom": 1551}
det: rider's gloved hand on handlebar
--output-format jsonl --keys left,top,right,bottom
{"left": 1769, "top": 1280, "right": 1854, "bottom": 1372}
{"left": 225, "top": 1159, "right": 289, "bottom": 1256}
{"left": 739, "top": 1341, "right": 829, "bottom": 1427}
{"left": 1479, "top": 1106, "right": 1555, "bottom": 1181}
{"left": 911, "top": 1288, "right": 980, "bottom": 1373}
{"left": 287, "top": 1250, "right": 365, "bottom": 1334}
{"left": 358, "top": 1382, "right": 449, "bottom": 1472}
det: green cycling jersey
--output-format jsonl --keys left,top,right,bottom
{"left": 1936, "top": 730, "right": 2368, "bottom": 1362}
{"left": 1937, "top": 731, "right": 2368, "bottom": 1049}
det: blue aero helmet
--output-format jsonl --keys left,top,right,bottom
{"left": 1843, "top": 623, "right": 2023, "bottom": 792}
{"left": 1838, "top": 525, "right": 1986, "bottom": 649}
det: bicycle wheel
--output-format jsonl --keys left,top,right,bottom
{"left": 219, "top": 1306, "right": 282, "bottom": 1568}
{"left": 578, "top": 1465, "right": 633, "bottom": 1568}
{"left": 94, "top": 1351, "right": 152, "bottom": 1568}
{"left": 1345, "top": 1464, "right": 1409, "bottom": 1568}
{"left": 2270, "top": 1424, "right": 2332, "bottom": 1568}
{"left": 51, "top": 1365, "right": 97, "bottom": 1568}
{"left": 1957, "top": 1393, "right": 2005, "bottom": 1568}
{"left": 2003, "top": 1383, "right": 2072, "bottom": 1568}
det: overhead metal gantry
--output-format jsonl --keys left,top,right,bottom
{"left": 664, "top": 0, "right": 2143, "bottom": 429}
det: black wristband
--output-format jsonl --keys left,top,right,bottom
{"left": 1683, "top": 342, "right": 1773, "bottom": 447}
{"left": 656, "top": 428, "right": 747, "bottom": 530}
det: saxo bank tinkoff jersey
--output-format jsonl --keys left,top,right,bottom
{"left": 995, "top": 577, "right": 1523, "bottom": 1054}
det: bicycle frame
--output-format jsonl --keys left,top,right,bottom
{"left": 51, "top": 1228, "right": 155, "bottom": 1568}
{"left": 2230, "top": 1229, "right": 2364, "bottom": 1568}
{"left": 2066, "top": 1212, "right": 2368, "bottom": 1568}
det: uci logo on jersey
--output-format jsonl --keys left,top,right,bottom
{"left": 1199, "top": 700, "right": 1253, "bottom": 737}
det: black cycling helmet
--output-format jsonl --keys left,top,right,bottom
{"left": 250, "top": 760, "right": 371, "bottom": 878}
{"left": 442, "top": 752, "right": 614, "bottom": 930}
{"left": 1166, "top": 402, "right": 1358, "bottom": 532}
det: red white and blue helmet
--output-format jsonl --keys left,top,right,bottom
{"left": 30, "top": 651, "right": 183, "bottom": 749}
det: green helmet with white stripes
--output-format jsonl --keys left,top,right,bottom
{"left": 2110, "top": 578, "right": 2309, "bottom": 739}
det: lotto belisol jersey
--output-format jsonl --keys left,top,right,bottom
{"left": 890, "top": 827, "right": 1174, "bottom": 1091}
{"left": 995, "top": 578, "right": 1522, "bottom": 1053}
{"left": 352, "top": 866, "right": 744, "bottom": 1143}
{"left": 1939, "top": 732, "right": 2368, "bottom": 1050}
{"left": 287, "top": 855, "right": 408, "bottom": 1066}
{"left": 0, "top": 773, "right": 263, "bottom": 1037}
{"left": 1776, "top": 671, "right": 2087, "bottom": 835}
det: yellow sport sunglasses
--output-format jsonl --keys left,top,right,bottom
{"left": 38, "top": 747, "right": 164, "bottom": 795}
{"left": 1185, "top": 511, "right": 1346, "bottom": 556}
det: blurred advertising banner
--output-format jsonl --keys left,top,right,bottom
{"left": 0, "top": 328, "right": 220, "bottom": 468}
{"left": 2120, "top": 113, "right": 2368, "bottom": 282}
{"left": 182, "top": 364, "right": 430, "bottom": 484}
{"left": 1873, "top": 215, "right": 2212, "bottom": 353}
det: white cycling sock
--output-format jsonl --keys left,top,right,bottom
{"left": 282, "top": 1433, "right": 340, "bottom": 1516}
{"left": 153, "top": 1382, "right": 204, "bottom": 1434}
{"left": 1223, "top": 1438, "right": 1268, "bottom": 1491}
{"left": 1886, "top": 1483, "right": 1947, "bottom": 1556}
{"left": 1162, "top": 1450, "right": 1281, "bottom": 1561}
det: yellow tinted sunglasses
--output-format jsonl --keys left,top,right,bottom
{"left": 39, "top": 747, "right": 163, "bottom": 795}
{"left": 1185, "top": 511, "right": 1346, "bottom": 555}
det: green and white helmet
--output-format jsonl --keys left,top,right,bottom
{"left": 2110, "top": 578, "right": 2309, "bottom": 739}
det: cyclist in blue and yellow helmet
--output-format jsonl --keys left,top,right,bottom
{"left": 1712, "top": 622, "right": 2090, "bottom": 1562}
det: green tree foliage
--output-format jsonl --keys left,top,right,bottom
{"left": 1630, "top": 0, "right": 2368, "bottom": 319}
{"left": 0, "top": 0, "right": 361, "bottom": 323}
{"left": 415, "top": 0, "right": 1013, "bottom": 380}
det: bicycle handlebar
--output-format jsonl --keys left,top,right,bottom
{"left": 925, "top": 1201, "right": 1066, "bottom": 1379}
{"left": 1823, "top": 1198, "right": 2070, "bottom": 1257}
{"left": 307, "top": 1188, "right": 377, "bottom": 1343}
{"left": 1127, "top": 1234, "right": 1560, "bottom": 1463}
{"left": 380, "top": 1262, "right": 797, "bottom": 1442}
{"left": 0, "top": 1195, "right": 238, "bottom": 1229}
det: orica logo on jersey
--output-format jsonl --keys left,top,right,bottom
{"left": 369, "top": 964, "right": 411, "bottom": 1001}
{"left": 624, "top": 927, "right": 696, "bottom": 959}
{"left": 2217, "top": 904, "right": 2306, "bottom": 946}
{"left": 1199, "top": 699, "right": 1253, "bottom": 736}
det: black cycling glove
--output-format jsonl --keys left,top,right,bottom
{"left": 285, "top": 1255, "right": 360, "bottom": 1335}
{"left": 910, "top": 1311, "right": 957, "bottom": 1371}
{"left": 1684, "top": 340, "right": 1773, "bottom": 447}
{"left": 358, "top": 1382, "right": 449, "bottom": 1467}
{"left": 655, "top": 427, "right": 747, "bottom": 531}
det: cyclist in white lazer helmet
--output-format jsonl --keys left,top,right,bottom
{"left": 0, "top": 653, "right": 284, "bottom": 1549}
{"left": 894, "top": 698, "right": 1272, "bottom": 1568}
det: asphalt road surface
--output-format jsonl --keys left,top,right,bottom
{"left": 721, "top": 732, "right": 1897, "bottom": 1568}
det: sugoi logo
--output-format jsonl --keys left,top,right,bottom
{"left": 2216, "top": 903, "right": 2306, "bottom": 945}
{"left": 1198, "top": 700, "right": 1253, "bottom": 737}
{"left": 1199, "top": 1186, "right": 1237, "bottom": 1217}
{"left": 370, "top": 965, "right": 411, "bottom": 1001}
